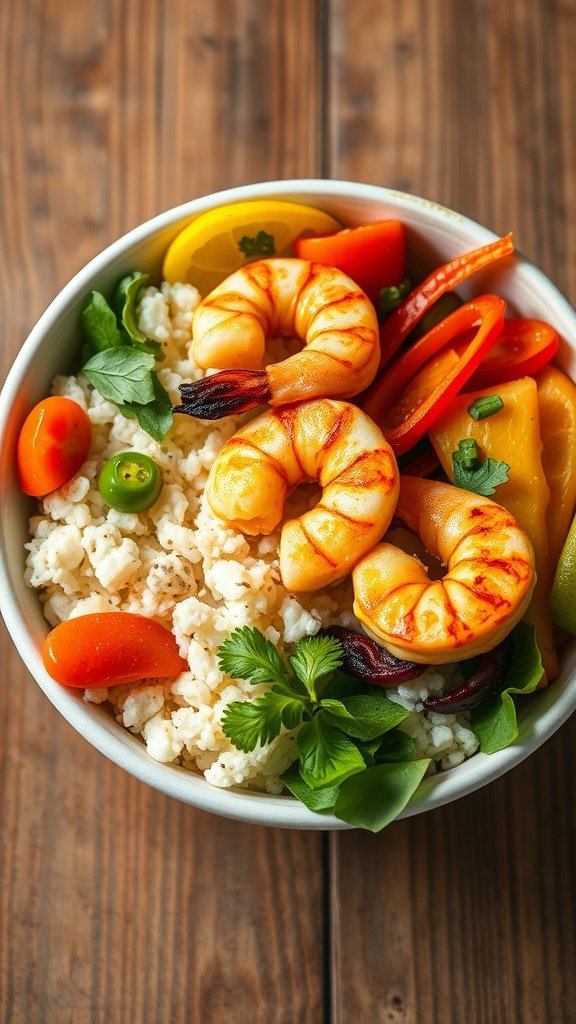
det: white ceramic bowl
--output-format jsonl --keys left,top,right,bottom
{"left": 2, "top": 179, "right": 576, "bottom": 830}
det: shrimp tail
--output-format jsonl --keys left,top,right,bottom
{"left": 173, "top": 370, "right": 271, "bottom": 419}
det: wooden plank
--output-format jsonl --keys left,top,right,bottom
{"left": 327, "top": 0, "right": 576, "bottom": 1021}
{"left": 0, "top": 1, "right": 327, "bottom": 1022}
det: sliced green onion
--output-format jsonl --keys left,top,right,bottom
{"left": 467, "top": 394, "right": 504, "bottom": 420}
{"left": 452, "top": 438, "right": 480, "bottom": 470}
{"left": 379, "top": 278, "right": 411, "bottom": 319}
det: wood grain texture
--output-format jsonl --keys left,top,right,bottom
{"left": 0, "top": 2, "right": 326, "bottom": 1022}
{"left": 328, "top": 1, "right": 576, "bottom": 1021}
{"left": 2, "top": 0, "right": 576, "bottom": 1022}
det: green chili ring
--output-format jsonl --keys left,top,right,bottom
{"left": 98, "top": 452, "right": 162, "bottom": 512}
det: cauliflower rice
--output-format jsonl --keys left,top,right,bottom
{"left": 24, "top": 280, "right": 478, "bottom": 794}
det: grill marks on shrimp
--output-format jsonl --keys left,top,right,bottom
{"left": 205, "top": 398, "right": 399, "bottom": 591}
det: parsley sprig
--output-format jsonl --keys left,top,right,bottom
{"left": 219, "top": 627, "right": 430, "bottom": 833}
{"left": 79, "top": 273, "right": 173, "bottom": 443}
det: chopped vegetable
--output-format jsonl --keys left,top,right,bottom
{"left": 319, "top": 626, "right": 425, "bottom": 684}
{"left": 98, "top": 452, "right": 162, "bottom": 512}
{"left": 551, "top": 513, "right": 576, "bottom": 635}
{"left": 467, "top": 394, "right": 504, "bottom": 420}
{"left": 218, "top": 627, "right": 428, "bottom": 832}
{"left": 294, "top": 220, "right": 406, "bottom": 306}
{"left": 536, "top": 365, "right": 576, "bottom": 572}
{"left": 43, "top": 612, "right": 188, "bottom": 687}
{"left": 162, "top": 199, "right": 341, "bottom": 294}
{"left": 379, "top": 278, "right": 411, "bottom": 319}
{"left": 408, "top": 291, "right": 463, "bottom": 341}
{"left": 452, "top": 437, "right": 480, "bottom": 470}
{"left": 370, "top": 232, "right": 514, "bottom": 374}
{"left": 360, "top": 295, "right": 506, "bottom": 455}
{"left": 465, "top": 317, "right": 559, "bottom": 389}
{"left": 422, "top": 636, "right": 512, "bottom": 712}
{"left": 452, "top": 449, "right": 510, "bottom": 496}
{"left": 17, "top": 397, "right": 92, "bottom": 497}
{"left": 429, "top": 377, "right": 557, "bottom": 682}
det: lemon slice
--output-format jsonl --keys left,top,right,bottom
{"left": 162, "top": 199, "right": 341, "bottom": 295}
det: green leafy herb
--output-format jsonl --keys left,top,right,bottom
{"left": 289, "top": 635, "right": 343, "bottom": 700}
{"left": 320, "top": 693, "right": 409, "bottom": 741}
{"left": 470, "top": 623, "right": 542, "bottom": 753}
{"left": 238, "top": 230, "right": 275, "bottom": 258}
{"left": 219, "top": 627, "right": 429, "bottom": 832}
{"left": 281, "top": 771, "right": 340, "bottom": 813}
{"left": 452, "top": 437, "right": 480, "bottom": 470}
{"left": 334, "top": 760, "right": 431, "bottom": 832}
{"left": 82, "top": 348, "right": 157, "bottom": 406}
{"left": 80, "top": 274, "right": 174, "bottom": 442}
{"left": 467, "top": 394, "right": 504, "bottom": 421}
{"left": 379, "top": 277, "right": 411, "bottom": 319}
{"left": 408, "top": 291, "right": 462, "bottom": 340}
{"left": 221, "top": 692, "right": 305, "bottom": 752}
{"left": 297, "top": 713, "right": 366, "bottom": 790}
{"left": 218, "top": 626, "right": 288, "bottom": 688}
{"left": 452, "top": 443, "right": 510, "bottom": 496}
{"left": 81, "top": 291, "right": 123, "bottom": 353}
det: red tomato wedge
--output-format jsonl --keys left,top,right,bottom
{"left": 17, "top": 396, "right": 92, "bottom": 497}
{"left": 43, "top": 612, "right": 188, "bottom": 687}
{"left": 360, "top": 295, "right": 506, "bottom": 455}
{"left": 465, "top": 317, "right": 559, "bottom": 388}
{"left": 294, "top": 220, "right": 406, "bottom": 305}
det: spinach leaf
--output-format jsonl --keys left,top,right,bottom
{"left": 470, "top": 623, "right": 542, "bottom": 754}
{"left": 320, "top": 693, "right": 410, "bottom": 741}
{"left": 334, "top": 759, "right": 431, "bottom": 832}
{"left": 281, "top": 770, "right": 340, "bottom": 812}
{"left": 82, "top": 347, "right": 156, "bottom": 406}
{"left": 297, "top": 712, "right": 365, "bottom": 790}
{"left": 81, "top": 290, "right": 123, "bottom": 352}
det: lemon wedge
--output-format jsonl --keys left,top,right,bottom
{"left": 162, "top": 199, "right": 341, "bottom": 295}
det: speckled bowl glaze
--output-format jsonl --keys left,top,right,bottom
{"left": 2, "top": 179, "right": 576, "bottom": 829}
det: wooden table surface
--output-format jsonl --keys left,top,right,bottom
{"left": 1, "top": 1, "right": 575, "bottom": 1021}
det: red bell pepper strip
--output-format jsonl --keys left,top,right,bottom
{"left": 464, "top": 317, "right": 559, "bottom": 388}
{"left": 369, "top": 232, "right": 515, "bottom": 380}
{"left": 294, "top": 220, "right": 406, "bottom": 306}
{"left": 360, "top": 295, "right": 506, "bottom": 456}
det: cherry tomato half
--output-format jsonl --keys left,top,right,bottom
{"left": 17, "top": 396, "right": 92, "bottom": 496}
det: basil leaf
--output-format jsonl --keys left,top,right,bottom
{"left": 374, "top": 729, "right": 415, "bottom": 763}
{"left": 81, "top": 290, "right": 123, "bottom": 352}
{"left": 321, "top": 693, "right": 410, "bottom": 741}
{"left": 282, "top": 770, "right": 340, "bottom": 812}
{"left": 297, "top": 712, "right": 365, "bottom": 790}
{"left": 470, "top": 623, "right": 542, "bottom": 754}
{"left": 114, "top": 271, "right": 149, "bottom": 343}
{"left": 334, "top": 759, "right": 431, "bottom": 833}
{"left": 125, "top": 375, "right": 174, "bottom": 442}
{"left": 82, "top": 347, "right": 156, "bottom": 406}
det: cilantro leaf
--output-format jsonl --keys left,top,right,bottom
{"left": 320, "top": 693, "right": 410, "bottom": 741}
{"left": 297, "top": 712, "right": 365, "bottom": 790}
{"left": 221, "top": 691, "right": 304, "bottom": 752}
{"left": 452, "top": 449, "right": 510, "bottom": 496}
{"left": 281, "top": 770, "right": 340, "bottom": 812}
{"left": 218, "top": 626, "right": 288, "bottom": 687}
{"left": 289, "top": 635, "right": 343, "bottom": 700}
{"left": 334, "top": 759, "right": 431, "bottom": 832}
{"left": 82, "top": 347, "right": 156, "bottom": 406}
{"left": 81, "top": 291, "right": 123, "bottom": 352}
{"left": 238, "top": 230, "right": 275, "bottom": 258}
{"left": 470, "top": 623, "right": 542, "bottom": 753}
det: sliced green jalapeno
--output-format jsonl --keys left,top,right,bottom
{"left": 98, "top": 452, "right": 162, "bottom": 512}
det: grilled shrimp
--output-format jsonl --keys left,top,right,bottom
{"left": 205, "top": 399, "right": 399, "bottom": 591}
{"left": 173, "top": 259, "right": 380, "bottom": 420}
{"left": 352, "top": 476, "right": 536, "bottom": 664}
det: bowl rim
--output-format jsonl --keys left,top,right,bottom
{"left": 2, "top": 177, "right": 576, "bottom": 830}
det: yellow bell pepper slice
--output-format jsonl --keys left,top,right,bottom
{"left": 535, "top": 364, "right": 576, "bottom": 574}
{"left": 429, "top": 376, "right": 558, "bottom": 683}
